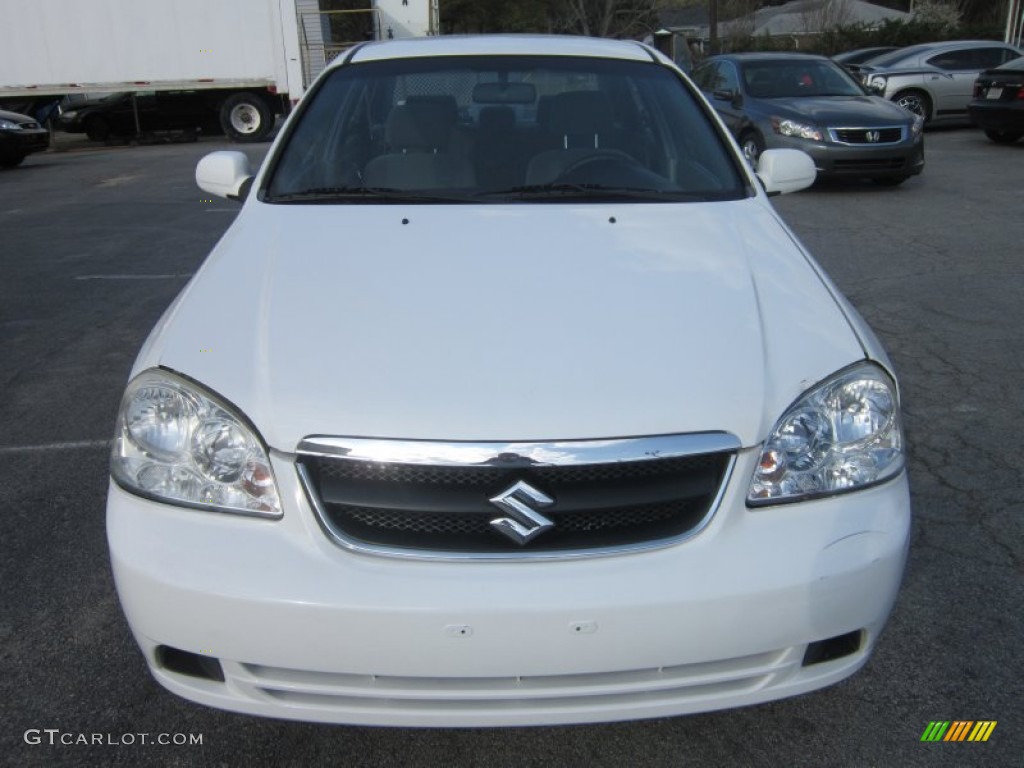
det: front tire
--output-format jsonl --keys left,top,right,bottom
{"left": 984, "top": 128, "right": 1023, "bottom": 144}
{"left": 739, "top": 130, "right": 764, "bottom": 166}
{"left": 0, "top": 152, "right": 26, "bottom": 168}
{"left": 84, "top": 115, "right": 110, "bottom": 142}
{"left": 892, "top": 89, "right": 931, "bottom": 123}
{"left": 219, "top": 92, "right": 274, "bottom": 143}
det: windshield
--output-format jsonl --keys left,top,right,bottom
{"left": 742, "top": 60, "right": 867, "bottom": 98}
{"left": 264, "top": 55, "right": 745, "bottom": 204}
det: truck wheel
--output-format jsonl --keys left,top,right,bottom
{"left": 84, "top": 115, "right": 110, "bottom": 141}
{"left": 220, "top": 93, "right": 274, "bottom": 143}
{"left": 892, "top": 90, "right": 931, "bottom": 122}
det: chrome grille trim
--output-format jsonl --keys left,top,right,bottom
{"left": 297, "top": 432, "right": 740, "bottom": 466}
{"left": 297, "top": 433, "right": 739, "bottom": 561}
{"left": 827, "top": 125, "right": 906, "bottom": 145}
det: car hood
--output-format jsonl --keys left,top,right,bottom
{"left": 0, "top": 108, "right": 37, "bottom": 122}
{"left": 753, "top": 95, "right": 912, "bottom": 125}
{"left": 137, "top": 200, "right": 865, "bottom": 450}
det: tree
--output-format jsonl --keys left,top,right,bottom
{"left": 559, "top": 0, "right": 661, "bottom": 38}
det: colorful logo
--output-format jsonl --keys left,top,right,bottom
{"left": 920, "top": 721, "right": 997, "bottom": 742}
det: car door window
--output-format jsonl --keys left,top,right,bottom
{"left": 691, "top": 63, "right": 718, "bottom": 93}
{"left": 976, "top": 47, "right": 1019, "bottom": 68}
{"left": 927, "top": 50, "right": 978, "bottom": 71}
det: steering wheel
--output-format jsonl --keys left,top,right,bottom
{"left": 555, "top": 150, "right": 640, "bottom": 183}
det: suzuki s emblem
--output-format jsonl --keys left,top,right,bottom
{"left": 866, "top": 130, "right": 881, "bottom": 143}
{"left": 489, "top": 480, "right": 555, "bottom": 545}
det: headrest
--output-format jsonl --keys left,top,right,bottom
{"left": 386, "top": 96, "right": 457, "bottom": 150}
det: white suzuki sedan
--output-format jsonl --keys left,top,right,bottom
{"left": 107, "top": 35, "right": 909, "bottom": 727}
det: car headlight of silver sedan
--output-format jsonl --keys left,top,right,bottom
{"left": 0, "top": 118, "right": 22, "bottom": 131}
{"left": 111, "top": 369, "right": 282, "bottom": 517}
{"left": 748, "top": 362, "right": 904, "bottom": 505}
{"left": 771, "top": 117, "right": 823, "bottom": 142}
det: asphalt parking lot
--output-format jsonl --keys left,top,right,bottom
{"left": 1, "top": 128, "right": 1021, "bottom": 767}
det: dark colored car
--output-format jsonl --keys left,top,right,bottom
{"left": 832, "top": 46, "right": 899, "bottom": 68}
{"left": 0, "top": 108, "right": 50, "bottom": 168}
{"left": 58, "top": 90, "right": 224, "bottom": 141}
{"left": 968, "top": 56, "right": 1024, "bottom": 144}
{"left": 692, "top": 53, "right": 925, "bottom": 185}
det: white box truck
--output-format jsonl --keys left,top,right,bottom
{"left": 0, "top": 0, "right": 438, "bottom": 142}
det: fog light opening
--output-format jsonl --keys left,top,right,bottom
{"left": 157, "top": 645, "right": 225, "bottom": 682}
{"left": 802, "top": 630, "right": 863, "bottom": 666}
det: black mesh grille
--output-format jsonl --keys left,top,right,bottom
{"left": 833, "top": 157, "right": 907, "bottom": 170}
{"left": 301, "top": 449, "right": 732, "bottom": 554}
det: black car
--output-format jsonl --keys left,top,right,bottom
{"left": 0, "top": 108, "right": 50, "bottom": 168}
{"left": 968, "top": 57, "right": 1024, "bottom": 144}
{"left": 692, "top": 53, "right": 925, "bottom": 185}
{"left": 58, "top": 90, "right": 223, "bottom": 141}
{"left": 832, "top": 46, "right": 899, "bottom": 69}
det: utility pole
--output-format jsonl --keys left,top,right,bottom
{"left": 709, "top": 0, "right": 718, "bottom": 54}
{"left": 1007, "top": 0, "right": 1023, "bottom": 46}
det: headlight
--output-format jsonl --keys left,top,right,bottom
{"left": 771, "top": 117, "right": 823, "bottom": 142}
{"left": 748, "top": 363, "right": 904, "bottom": 505}
{"left": 0, "top": 118, "right": 20, "bottom": 131}
{"left": 61, "top": 110, "right": 78, "bottom": 120}
{"left": 869, "top": 76, "right": 888, "bottom": 92}
{"left": 111, "top": 369, "right": 282, "bottom": 517}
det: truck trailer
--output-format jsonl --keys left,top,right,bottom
{"left": 0, "top": 0, "right": 438, "bottom": 142}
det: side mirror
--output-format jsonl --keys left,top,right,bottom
{"left": 196, "top": 150, "right": 253, "bottom": 201}
{"left": 756, "top": 148, "right": 816, "bottom": 195}
{"left": 713, "top": 89, "right": 741, "bottom": 107}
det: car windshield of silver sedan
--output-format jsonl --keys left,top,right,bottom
{"left": 743, "top": 60, "right": 866, "bottom": 99}
{"left": 263, "top": 55, "right": 746, "bottom": 204}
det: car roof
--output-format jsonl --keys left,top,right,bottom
{"left": 706, "top": 52, "right": 829, "bottom": 63}
{"left": 877, "top": 39, "right": 1017, "bottom": 59}
{"left": 341, "top": 35, "right": 656, "bottom": 67}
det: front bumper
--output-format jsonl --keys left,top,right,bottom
{"left": 967, "top": 101, "right": 1024, "bottom": 133}
{"left": 767, "top": 134, "right": 924, "bottom": 179}
{"left": 107, "top": 448, "right": 910, "bottom": 727}
{"left": 0, "top": 127, "right": 49, "bottom": 158}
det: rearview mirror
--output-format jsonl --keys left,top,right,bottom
{"left": 196, "top": 151, "right": 253, "bottom": 201}
{"left": 756, "top": 149, "right": 816, "bottom": 195}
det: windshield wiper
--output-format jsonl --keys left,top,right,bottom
{"left": 266, "top": 186, "right": 471, "bottom": 204}
{"left": 479, "top": 183, "right": 703, "bottom": 202}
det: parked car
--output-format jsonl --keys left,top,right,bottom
{"left": 107, "top": 34, "right": 910, "bottom": 727}
{"left": 854, "top": 40, "right": 1022, "bottom": 123}
{"left": 832, "top": 46, "right": 899, "bottom": 69}
{"left": 968, "top": 56, "right": 1024, "bottom": 143}
{"left": 58, "top": 90, "right": 224, "bottom": 141}
{"left": 692, "top": 53, "right": 924, "bottom": 185}
{"left": 0, "top": 108, "right": 49, "bottom": 168}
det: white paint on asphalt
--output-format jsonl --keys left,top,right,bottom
{"left": 0, "top": 439, "right": 111, "bottom": 455}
